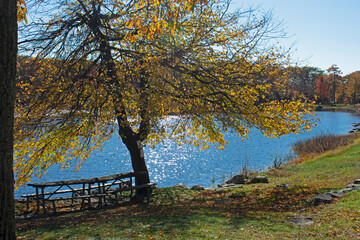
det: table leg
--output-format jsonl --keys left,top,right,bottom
{"left": 130, "top": 177, "right": 134, "bottom": 197}
{"left": 97, "top": 182, "right": 102, "bottom": 208}
{"left": 101, "top": 182, "right": 107, "bottom": 206}
{"left": 88, "top": 183, "right": 92, "bottom": 209}
{"left": 35, "top": 187, "right": 40, "bottom": 214}
{"left": 25, "top": 197, "right": 30, "bottom": 210}
{"left": 80, "top": 183, "right": 86, "bottom": 210}
{"left": 41, "top": 187, "right": 49, "bottom": 214}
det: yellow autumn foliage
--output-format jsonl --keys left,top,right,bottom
{"left": 15, "top": 0, "right": 316, "bottom": 187}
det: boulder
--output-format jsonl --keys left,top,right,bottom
{"left": 311, "top": 178, "right": 360, "bottom": 207}
{"left": 224, "top": 174, "right": 246, "bottom": 185}
{"left": 346, "top": 184, "right": 360, "bottom": 190}
{"left": 338, "top": 188, "right": 353, "bottom": 195}
{"left": 249, "top": 175, "right": 269, "bottom": 184}
{"left": 175, "top": 183, "right": 190, "bottom": 190}
{"left": 191, "top": 185, "right": 205, "bottom": 190}
{"left": 353, "top": 179, "right": 360, "bottom": 184}
{"left": 313, "top": 193, "right": 333, "bottom": 206}
{"left": 326, "top": 190, "right": 344, "bottom": 198}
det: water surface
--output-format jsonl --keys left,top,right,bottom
{"left": 15, "top": 111, "right": 359, "bottom": 197}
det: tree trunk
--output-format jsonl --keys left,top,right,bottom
{"left": 93, "top": 16, "right": 151, "bottom": 198}
{"left": 108, "top": 68, "right": 151, "bottom": 196}
{"left": 116, "top": 116, "right": 151, "bottom": 198}
{"left": 126, "top": 139, "right": 151, "bottom": 187}
{"left": 0, "top": 0, "right": 17, "bottom": 237}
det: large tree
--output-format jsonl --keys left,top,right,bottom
{"left": 326, "top": 64, "right": 343, "bottom": 104}
{"left": 16, "top": 0, "right": 315, "bottom": 195}
{"left": 0, "top": 0, "right": 17, "bottom": 237}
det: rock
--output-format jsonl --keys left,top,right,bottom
{"left": 346, "top": 184, "right": 360, "bottom": 190}
{"left": 175, "top": 183, "right": 190, "bottom": 189}
{"left": 276, "top": 184, "right": 292, "bottom": 188}
{"left": 326, "top": 190, "right": 344, "bottom": 198}
{"left": 338, "top": 188, "right": 354, "bottom": 195}
{"left": 313, "top": 193, "right": 333, "bottom": 206}
{"left": 353, "top": 179, "right": 360, "bottom": 184}
{"left": 311, "top": 179, "right": 360, "bottom": 207}
{"left": 286, "top": 216, "right": 314, "bottom": 227}
{"left": 249, "top": 175, "right": 269, "bottom": 184}
{"left": 191, "top": 185, "right": 205, "bottom": 190}
{"left": 351, "top": 128, "right": 360, "bottom": 133}
{"left": 224, "top": 174, "right": 246, "bottom": 185}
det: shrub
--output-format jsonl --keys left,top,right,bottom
{"left": 271, "top": 154, "right": 294, "bottom": 169}
{"left": 292, "top": 133, "right": 358, "bottom": 156}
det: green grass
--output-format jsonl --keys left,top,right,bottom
{"left": 16, "top": 140, "right": 360, "bottom": 239}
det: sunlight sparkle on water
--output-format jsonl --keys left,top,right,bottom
{"left": 15, "top": 112, "right": 360, "bottom": 197}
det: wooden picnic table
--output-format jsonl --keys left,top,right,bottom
{"left": 22, "top": 172, "right": 156, "bottom": 214}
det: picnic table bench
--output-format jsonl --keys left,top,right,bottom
{"left": 21, "top": 172, "right": 156, "bottom": 214}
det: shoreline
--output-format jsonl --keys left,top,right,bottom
{"left": 316, "top": 104, "right": 360, "bottom": 114}
{"left": 16, "top": 136, "right": 360, "bottom": 239}
{"left": 14, "top": 110, "right": 360, "bottom": 199}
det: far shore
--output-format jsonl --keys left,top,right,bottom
{"left": 317, "top": 104, "right": 360, "bottom": 114}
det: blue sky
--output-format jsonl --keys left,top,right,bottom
{"left": 231, "top": 0, "right": 360, "bottom": 75}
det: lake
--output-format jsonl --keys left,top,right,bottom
{"left": 15, "top": 111, "right": 359, "bottom": 198}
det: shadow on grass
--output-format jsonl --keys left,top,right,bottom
{"left": 16, "top": 185, "right": 321, "bottom": 239}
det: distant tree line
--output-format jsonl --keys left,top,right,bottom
{"left": 286, "top": 64, "right": 360, "bottom": 105}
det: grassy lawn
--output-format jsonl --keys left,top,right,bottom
{"left": 16, "top": 139, "right": 360, "bottom": 239}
